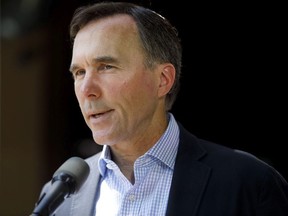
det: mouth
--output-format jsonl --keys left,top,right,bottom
{"left": 89, "top": 110, "right": 113, "bottom": 119}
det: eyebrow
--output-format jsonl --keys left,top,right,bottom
{"left": 69, "top": 64, "right": 80, "bottom": 74}
{"left": 69, "top": 56, "right": 119, "bottom": 73}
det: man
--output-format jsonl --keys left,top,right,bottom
{"left": 37, "top": 2, "right": 288, "bottom": 215}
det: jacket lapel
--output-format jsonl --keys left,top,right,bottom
{"left": 166, "top": 124, "right": 211, "bottom": 216}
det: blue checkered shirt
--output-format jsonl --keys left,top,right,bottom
{"left": 95, "top": 113, "right": 179, "bottom": 216}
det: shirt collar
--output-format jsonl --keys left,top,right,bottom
{"left": 98, "top": 112, "right": 179, "bottom": 176}
{"left": 145, "top": 113, "right": 179, "bottom": 169}
{"left": 98, "top": 145, "right": 111, "bottom": 176}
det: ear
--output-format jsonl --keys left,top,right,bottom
{"left": 158, "top": 63, "right": 176, "bottom": 97}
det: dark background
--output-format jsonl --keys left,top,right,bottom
{"left": 1, "top": 0, "right": 286, "bottom": 215}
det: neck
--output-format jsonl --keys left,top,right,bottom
{"left": 113, "top": 156, "right": 135, "bottom": 184}
{"left": 110, "top": 112, "right": 169, "bottom": 183}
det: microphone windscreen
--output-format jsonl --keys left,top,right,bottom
{"left": 53, "top": 157, "right": 90, "bottom": 191}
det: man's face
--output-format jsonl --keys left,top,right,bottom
{"left": 70, "top": 15, "right": 163, "bottom": 147}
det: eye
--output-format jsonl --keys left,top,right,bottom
{"left": 73, "top": 69, "right": 85, "bottom": 79}
{"left": 98, "top": 64, "right": 114, "bottom": 71}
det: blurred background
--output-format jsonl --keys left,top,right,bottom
{"left": 1, "top": 0, "right": 286, "bottom": 215}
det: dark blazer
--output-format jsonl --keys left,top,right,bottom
{"left": 41, "top": 123, "right": 288, "bottom": 216}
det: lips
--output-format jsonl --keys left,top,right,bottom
{"left": 88, "top": 109, "right": 113, "bottom": 119}
{"left": 91, "top": 113, "right": 104, "bottom": 118}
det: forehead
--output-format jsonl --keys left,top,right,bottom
{"left": 73, "top": 14, "right": 143, "bottom": 56}
{"left": 75, "top": 14, "right": 139, "bottom": 44}
{"left": 71, "top": 14, "right": 145, "bottom": 69}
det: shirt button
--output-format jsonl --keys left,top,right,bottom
{"left": 128, "top": 194, "right": 136, "bottom": 201}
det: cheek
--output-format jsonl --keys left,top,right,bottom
{"left": 120, "top": 75, "right": 157, "bottom": 104}
{"left": 74, "top": 85, "right": 81, "bottom": 101}
{"left": 139, "top": 73, "right": 158, "bottom": 96}
{"left": 74, "top": 84, "right": 85, "bottom": 112}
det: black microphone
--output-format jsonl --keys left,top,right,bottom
{"left": 30, "top": 157, "right": 90, "bottom": 216}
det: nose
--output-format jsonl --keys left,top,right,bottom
{"left": 79, "top": 73, "right": 100, "bottom": 98}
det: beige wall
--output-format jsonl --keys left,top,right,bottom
{"left": 1, "top": 28, "right": 49, "bottom": 216}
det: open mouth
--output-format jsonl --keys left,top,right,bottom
{"left": 91, "top": 113, "right": 104, "bottom": 118}
{"left": 90, "top": 110, "right": 113, "bottom": 119}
